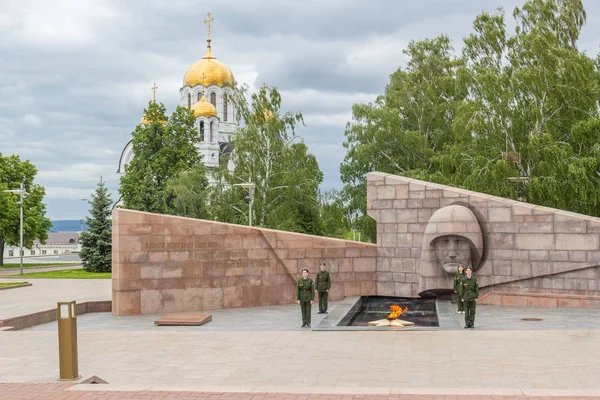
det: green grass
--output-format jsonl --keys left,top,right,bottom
{"left": 0, "top": 282, "right": 29, "bottom": 288}
{"left": 0, "top": 263, "right": 75, "bottom": 269}
{"left": 9, "top": 269, "right": 111, "bottom": 279}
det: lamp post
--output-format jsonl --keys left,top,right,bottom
{"left": 3, "top": 184, "right": 27, "bottom": 276}
{"left": 80, "top": 198, "right": 88, "bottom": 232}
{"left": 507, "top": 177, "right": 529, "bottom": 202}
{"left": 233, "top": 181, "right": 256, "bottom": 226}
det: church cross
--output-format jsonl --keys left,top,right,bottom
{"left": 204, "top": 12, "right": 214, "bottom": 38}
{"left": 151, "top": 82, "right": 158, "bottom": 101}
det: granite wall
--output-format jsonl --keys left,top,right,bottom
{"left": 366, "top": 172, "right": 600, "bottom": 299}
{"left": 112, "top": 209, "right": 377, "bottom": 316}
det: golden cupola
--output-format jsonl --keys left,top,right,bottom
{"left": 183, "top": 13, "right": 234, "bottom": 88}
{"left": 140, "top": 83, "right": 167, "bottom": 125}
{"left": 191, "top": 90, "right": 217, "bottom": 118}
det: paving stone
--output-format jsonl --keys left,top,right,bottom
{"left": 154, "top": 313, "right": 212, "bottom": 326}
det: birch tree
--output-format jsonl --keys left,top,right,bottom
{"left": 209, "top": 84, "right": 323, "bottom": 234}
{"left": 341, "top": 35, "right": 467, "bottom": 241}
{"left": 341, "top": 0, "right": 600, "bottom": 242}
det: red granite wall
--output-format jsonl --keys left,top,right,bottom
{"left": 112, "top": 209, "right": 377, "bottom": 316}
{"left": 367, "top": 172, "right": 600, "bottom": 299}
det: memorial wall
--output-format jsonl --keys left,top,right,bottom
{"left": 367, "top": 172, "right": 600, "bottom": 303}
{"left": 112, "top": 171, "right": 600, "bottom": 315}
{"left": 112, "top": 209, "right": 377, "bottom": 315}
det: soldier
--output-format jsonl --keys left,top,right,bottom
{"left": 453, "top": 264, "right": 466, "bottom": 314}
{"left": 296, "top": 268, "right": 314, "bottom": 328}
{"left": 458, "top": 266, "right": 479, "bottom": 329}
{"left": 315, "top": 262, "right": 331, "bottom": 314}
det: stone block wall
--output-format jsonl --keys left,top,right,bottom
{"left": 112, "top": 209, "right": 377, "bottom": 316}
{"left": 367, "top": 172, "right": 600, "bottom": 298}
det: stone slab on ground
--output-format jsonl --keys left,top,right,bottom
{"left": 154, "top": 313, "right": 212, "bottom": 326}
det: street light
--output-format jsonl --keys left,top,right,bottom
{"left": 80, "top": 198, "right": 88, "bottom": 232}
{"left": 3, "top": 184, "right": 28, "bottom": 276}
{"left": 507, "top": 176, "right": 529, "bottom": 202}
{"left": 233, "top": 182, "right": 255, "bottom": 226}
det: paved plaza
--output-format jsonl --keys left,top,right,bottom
{"left": 2, "top": 383, "right": 597, "bottom": 400}
{"left": 0, "top": 278, "right": 111, "bottom": 319}
{"left": 2, "top": 279, "right": 600, "bottom": 398}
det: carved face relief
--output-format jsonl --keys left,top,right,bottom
{"left": 422, "top": 204, "right": 484, "bottom": 276}
{"left": 433, "top": 235, "right": 472, "bottom": 274}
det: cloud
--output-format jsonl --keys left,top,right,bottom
{"left": 44, "top": 186, "right": 101, "bottom": 200}
{"left": 2, "top": 0, "right": 600, "bottom": 219}
{"left": 38, "top": 163, "right": 108, "bottom": 183}
{"left": 22, "top": 114, "right": 41, "bottom": 127}
{"left": 1, "top": 0, "right": 119, "bottom": 47}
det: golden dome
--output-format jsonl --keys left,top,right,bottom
{"left": 183, "top": 39, "right": 234, "bottom": 87}
{"left": 263, "top": 110, "right": 275, "bottom": 121}
{"left": 191, "top": 93, "right": 217, "bottom": 118}
{"left": 140, "top": 114, "right": 167, "bottom": 125}
{"left": 140, "top": 83, "right": 167, "bottom": 125}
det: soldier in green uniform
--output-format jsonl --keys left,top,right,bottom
{"left": 458, "top": 266, "right": 479, "bottom": 329}
{"left": 453, "top": 264, "right": 466, "bottom": 314}
{"left": 315, "top": 262, "right": 331, "bottom": 314}
{"left": 296, "top": 268, "right": 314, "bottom": 328}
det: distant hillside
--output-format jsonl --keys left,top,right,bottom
{"left": 50, "top": 220, "right": 87, "bottom": 232}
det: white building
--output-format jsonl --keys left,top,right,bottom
{"left": 2, "top": 233, "right": 80, "bottom": 260}
{"left": 117, "top": 13, "right": 237, "bottom": 181}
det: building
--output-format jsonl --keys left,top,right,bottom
{"left": 2, "top": 233, "right": 80, "bottom": 260}
{"left": 117, "top": 12, "right": 237, "bottom": 181}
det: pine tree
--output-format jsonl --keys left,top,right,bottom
{"left": 79, "top": 177, "right": 112, "bottom": 272}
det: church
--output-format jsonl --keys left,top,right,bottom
{"left": 117, "top": 12, "right": 238, "bottom": 180}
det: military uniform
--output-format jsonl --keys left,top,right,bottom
{"left": 458, "top": 275, "right": 479, "bottom": 328}
{"left": 296, "top": 277, "right": 315, "bottom": 327}
{"left": 315, "top": 269, "right": 331, "bottom": 313}
{"left": 453, "top": 270, "right": 465, "bottom": 313}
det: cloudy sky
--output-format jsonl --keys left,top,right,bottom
{"left": 2, "top": 0, "right": 600, "bottom": 220}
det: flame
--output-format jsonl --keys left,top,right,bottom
{"left": 387, "top": 305, "right": 408, "bottom": 320}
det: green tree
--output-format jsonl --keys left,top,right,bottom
{"left": 119, "top": 100, "right": 207, "bottom": 214}
{"left": 441, "top": 0, "right": 600, "bottom": 215}
{"left": 341, "top": 0, "right": 600, "bottom": 241}
{"left": 166, "top": 164, "right": 210, "bottom": 219}
{"left": 0, "top": 154, "right": 51, "bottom": 266}
{"left": 79, "top": 177, "right": 112, "bottom": 272}
{"left": 341, "top": 35, "right": 467, "bottom": 241}
{"left": 209, "top": 84, "right": 323, "bottom": 234}
{"left": 319, "top": 189, "right": 352, "bottom": 239}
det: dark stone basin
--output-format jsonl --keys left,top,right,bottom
{"left": 337, "top": 296, "right": 439, "bottom": 327}
{"left": 418, "top": 288, "right": 454, "bottom": 299}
